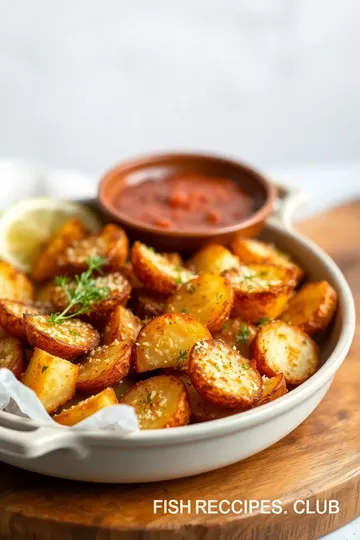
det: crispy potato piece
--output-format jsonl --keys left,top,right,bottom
{"left": 213, "top": 318, "right": 257, "bottom": 358}
{"left": 51, "top": 272, "right": 131, "bottom": 322}
{"left": 188, "top": 244, "right": 239, "bottom": 275}
{"left": 280, "top": 281, "right": 338, "bottom": 335}
{"left": 21, "top": 348, "right": 78, "bottom": 413}
{"left": 76, "top": 339, "right": 133, "bottom": 393}
{"left": 0, "top": 260, "right": 34, "bottom": 302}
{"left": 231, "top": 238, "right": 304, "bottom": 283}
{"left": 103, "top": 305, "right": 142, "bottom": 345}
{"left": 53, "top": 387, "right": 118, "bottom": 426}
{"left": 59, "top": 224, "right": 128, "bottom": 274}
{"left": 24, "top": 315, "right": 99, "bottom": 360}
{"left": 161, "top": 252, "right": 183, "bottom": 266}
{"left": 257, "top": 374, "right": 287, "bottom": 406}
{"left": 173, "top": 372, "right": 238, "bottom": 423}
{"left": 0, "top": 336, "right": 26, "bottom": 378}
{"left": 120, "top": 261, "right": 143, "bottom": 289}
{"left": 135, "top": 288, "right": 166, "bottom": 319}
{"left": 135, "top": 313, "right": 211, "bottom": 373}
{"left": 189, "top": 339, "right": 262, "bottom": 409}
{"left": 166, "top": 274, "right": 234, "bottom": 332}
{"left": 251, "top": 321, "right": 320, "bottom": 385}
{"left": 223, "top": 264, "right": 296, "bottom": 323}
{"left": 0, "top": 300, "right": 50, "bottom": 341}
{"left": 0, "top": 326, "right": 6, "bottom": 337}
{"left": 121, "top": 374, "right": 191, "bottom": 429}
{"left": 31, "top": 218, "right": 88, "bottom": 282}
{"left": 131, "top": 242, "right": 194, "bottom": 296}
{"left": 112, "top": 376, "right": 138, "bottom": 401}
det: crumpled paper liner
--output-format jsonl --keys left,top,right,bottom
{"left": 0, "top": 368, "right": 139, "bottom": 432}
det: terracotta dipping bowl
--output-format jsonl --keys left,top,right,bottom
{"left": 98, "top": 152, "right": 277, "bottom": 252}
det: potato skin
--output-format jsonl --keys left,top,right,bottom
{"left": 0, "top": 300, "right": 50, "bottom": 341}
{"left": 76, "top": 339, "right": 133, "bottom": 393}
{"left": 103, "top": 305, "right": 143, "bottom": 345}
{"left": 257, "top": 374, "right": 287, "bottom": 406}
{"left": 53, "top": 387, "right": 118, "bottom": 426}
{"left": 166, "top": 274, "right": 234, "bottom": 333}
{"left": 0, "top": 336, "right": 26, "bottom": 378}
{"left": 134, "top": 313, "right": 211, "bottom": 373}
{"left": 251, "top": 321, "right": 320, "bottom": 385}
{"left": 31, "top": 218, "right": 88, "bottom": 282}
{"left": 121, "top": 374, "right": 191, "bottom": 429}
{"left": 188, "top": 244, "right": 239, "bottom": 275}
{"left": 131, "top": 242, "right": 194, "bottom": 296}
{"left": 0, "top": 260, "right": 34, "bottom": 302}
{"left": 24, "top": 314, "right": 100, "bottom": 360}
{"left": 189, "top": 339, "right": 262, "bottom": 410}
{"left": 280, "top": 280, "right": 338, "bottom": 335}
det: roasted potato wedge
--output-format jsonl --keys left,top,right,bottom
{"left": 0, "top": 336, "right": 26, "bottom": 378}
{"left": 121, "top": 374, "right": 191, "bottom": 429}
{"left": 135, "top": 313, "right": 211, "bottom": 373}
{"left": 231, "top": 238, "right": 304, "bottom": 283}
{"left": 103, "top": 305, "right": 143, "bottom": 345}
{"left": 0, "top": 260, "right": 34, "bottom": 302}
{"left": 166, "top": 274, "right": 234, "bottom": 332}
{"left": 21, "top": 348, "right": 78, "bottom": 413}
{"left": 251, "top": 320, "right": 320, "bottom": 385}
{"left": 53, "top": 387, "right": 118, "bottom": 426}
{"left": 257, "top": 374, "right": 287, "bottom": 406}
{"left": 76, "top": 339, "right": 133, "bottom": 393}
{"left": 59, "top": 224, "right": 128, "bottom": 274}
{"left": 223, "top": 264, "right": 296, "bottom": 323}
{"left": 0, "top": 300, "right": 50, "bottom": 341}
{"left": 280, "top": 280, "right": 338, "bottom": 335}
{"left": 213, "top": 318, "right": 257, "bottom": 358}
{"left": 24, "top": 315, "right": 99, "bottom": 360}
{"left": 120, "top": 261, "right": 144, "bottom": 289}
{"left": 135, "top": 288, "right": 166, "bottom": 319}
{"left": 188, "top": 244, "right": 239, "bottom": 275}
{"left": 189, "top": 339, "right": 262, "bottom": 409}
{"left": 173, "top": 372, "right": 238, "bottom": 423}
{"left": 31, "top": 218, "right": 88, "bottom": 282}
{"left": 131, "top": 241, "right": 194, "bottom": 296}
{"left": 51, "top": 272, "right": 131, "bottom": 322}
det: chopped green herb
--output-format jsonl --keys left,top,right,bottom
{"left": 41, "top": 365, "right": 48, "bottom": 373}
{"left": 216, "top": 292, "right": 223, "bottom": 302}
{"left": 145, "top": 390, "right": 152, "bottom": 405}
{"left": 69, "top": 330, "right": 80, "bottom": 337}
{"left": 259, "top": 271, "right": 268, "bottom": 278}
{"left": 180, "top": 308, "right": 188, "bottom": 314}
{"left": 258, "top": 317, "right": 271, "bottom": 327}
{"left": 236, "top": 324, "right": 250, "bottom": 345}
{"left": 175, "top": 349, "right": 187, "bottom": 366}
{"left": 187, "top": 283, "right": 196, "bottom": 293}
{"left": 242, "top": 362, "right": 250, "bottom": 370}
{"left": 221, "top": 321, "right": 229, "bottom": 331}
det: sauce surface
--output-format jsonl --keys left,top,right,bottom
{"left": 115, "top": 174, "right": 255, "bottom": 230}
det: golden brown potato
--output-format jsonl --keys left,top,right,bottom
{"left": 24, "top": 314, "right": 99, "bottom": 360}
{"left": 53, "top": 387, "right": 118, "bottom": 426}
{"left": 0, "top": 300, "right": 50, "bottom": 341}
{"left": 213, "top": 318, "right": 257, "bottom": 358}
{"left": 280, "top": 281, "right": 338, "bottom": 335}
{"left": 0, "top": 336, "right": 25, "bottom": 378}
{"left": 135, "top": 313, "right": 211, "bottom": 373}
{"left": 121, "top": 374, "right": 191, "bottom": 429}
{"left": 161, "top": 252, "right": 184, "bottom": 266}
{"left": 173, "top": 372, "right": 238, "bottom": 423}
{"left": 21, "top": 348, "right": 78, "bottom": 413}
{"left": 120, "top": 261, "right": 144, "bottom": 289}
{"left": 35, "top": 281, "right": 56, "bottom": 303}
{"left": 166, "top": 274, "right": 234, "bottom": 332}
{"left": 131, "top": 241, "right": 194, "bottom": 296}
{"left": 135, "top": 289, "right": 166, "bottom": 319}
{"left": 223, "top": 264, "right": 296, "bottom": 323}
{"left": 231, "top": 238, "right": 304, "bottom": 283}
{"left": 76, "top": 339, "right": 133, "bottom": 393}
{"left": 51, "top": 272, "right": 131, "bottom": 322}
{"left": 188, "top": 244, "right": 239, "bottom": 275}
{"left": 103, "top": 305, "right": 143, "bottom": 345}
{"left": 0, "top": 260, "right": 34, "bottom": 302}
{"left": 257, "top": 374, "right": 287, "bottom": 406}
{"left": 251, "top": 320, "right": 320, "bottom": 385}
{"left": 58, "top": 224, "right": 129, "bottom": 274}
{"left": 31, "top": 218, "right": 88, "bottom": 282}
{"left": 189, "top": 339, "right": 262, "bottom": 409}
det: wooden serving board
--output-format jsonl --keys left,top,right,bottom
{"left": 0, "top": 201, "right": 359, "bottom": 540}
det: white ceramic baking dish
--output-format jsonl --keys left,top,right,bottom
{"left": 0, "top": 185, "right": 355, "bottom": 483}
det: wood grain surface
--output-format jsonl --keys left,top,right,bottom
{"left": 0, "top": 201, "right": 359, "bottom": 540}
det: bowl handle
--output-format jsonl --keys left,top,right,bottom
{"left": 270, "top": 181, "right": 308, "bottom": 229}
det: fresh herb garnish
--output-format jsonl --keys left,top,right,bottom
{"left": 145, "top": 390, "right": 152, "bottom": 405}
{"left": 242, "top": 362, "right": 250, "bottom": 370}
{"left": 175, "top": 265, "right": 184, "bottom": 285}
{"left": 236, "top": 324, "right": 250, "bottom": 344}
{"left": 187, "top": 283, "right": 196, "bottom": 293}
{"left": 257, "top": 317, "right": 271, "bottom": 327}
{"left": 41, "top": 365, "right": 48, "bottom": 373}
{"left": 216, "top": 292, "right": 223, "bottom": 302}
{"left": 49, "top": 256, "right": 109, "bottom": 324}
{"left": 180, "top": 308, "right": 188, "bottom": 314}
{"left": 175, "top": 349, "right": 187, "bottom": 366}
{"left": 221, "top": 321, "right": 229, "bottom": 331}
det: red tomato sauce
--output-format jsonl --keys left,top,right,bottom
{"left": 115, "top": 174, "right": 255, "bottom": 230}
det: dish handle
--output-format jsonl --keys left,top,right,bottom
{"left": 270, "top": 181, "right": 308, "bottom": 229}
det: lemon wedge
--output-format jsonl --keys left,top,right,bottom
{"left": 0, "top": 198, "right": 101, "bottom": 273}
